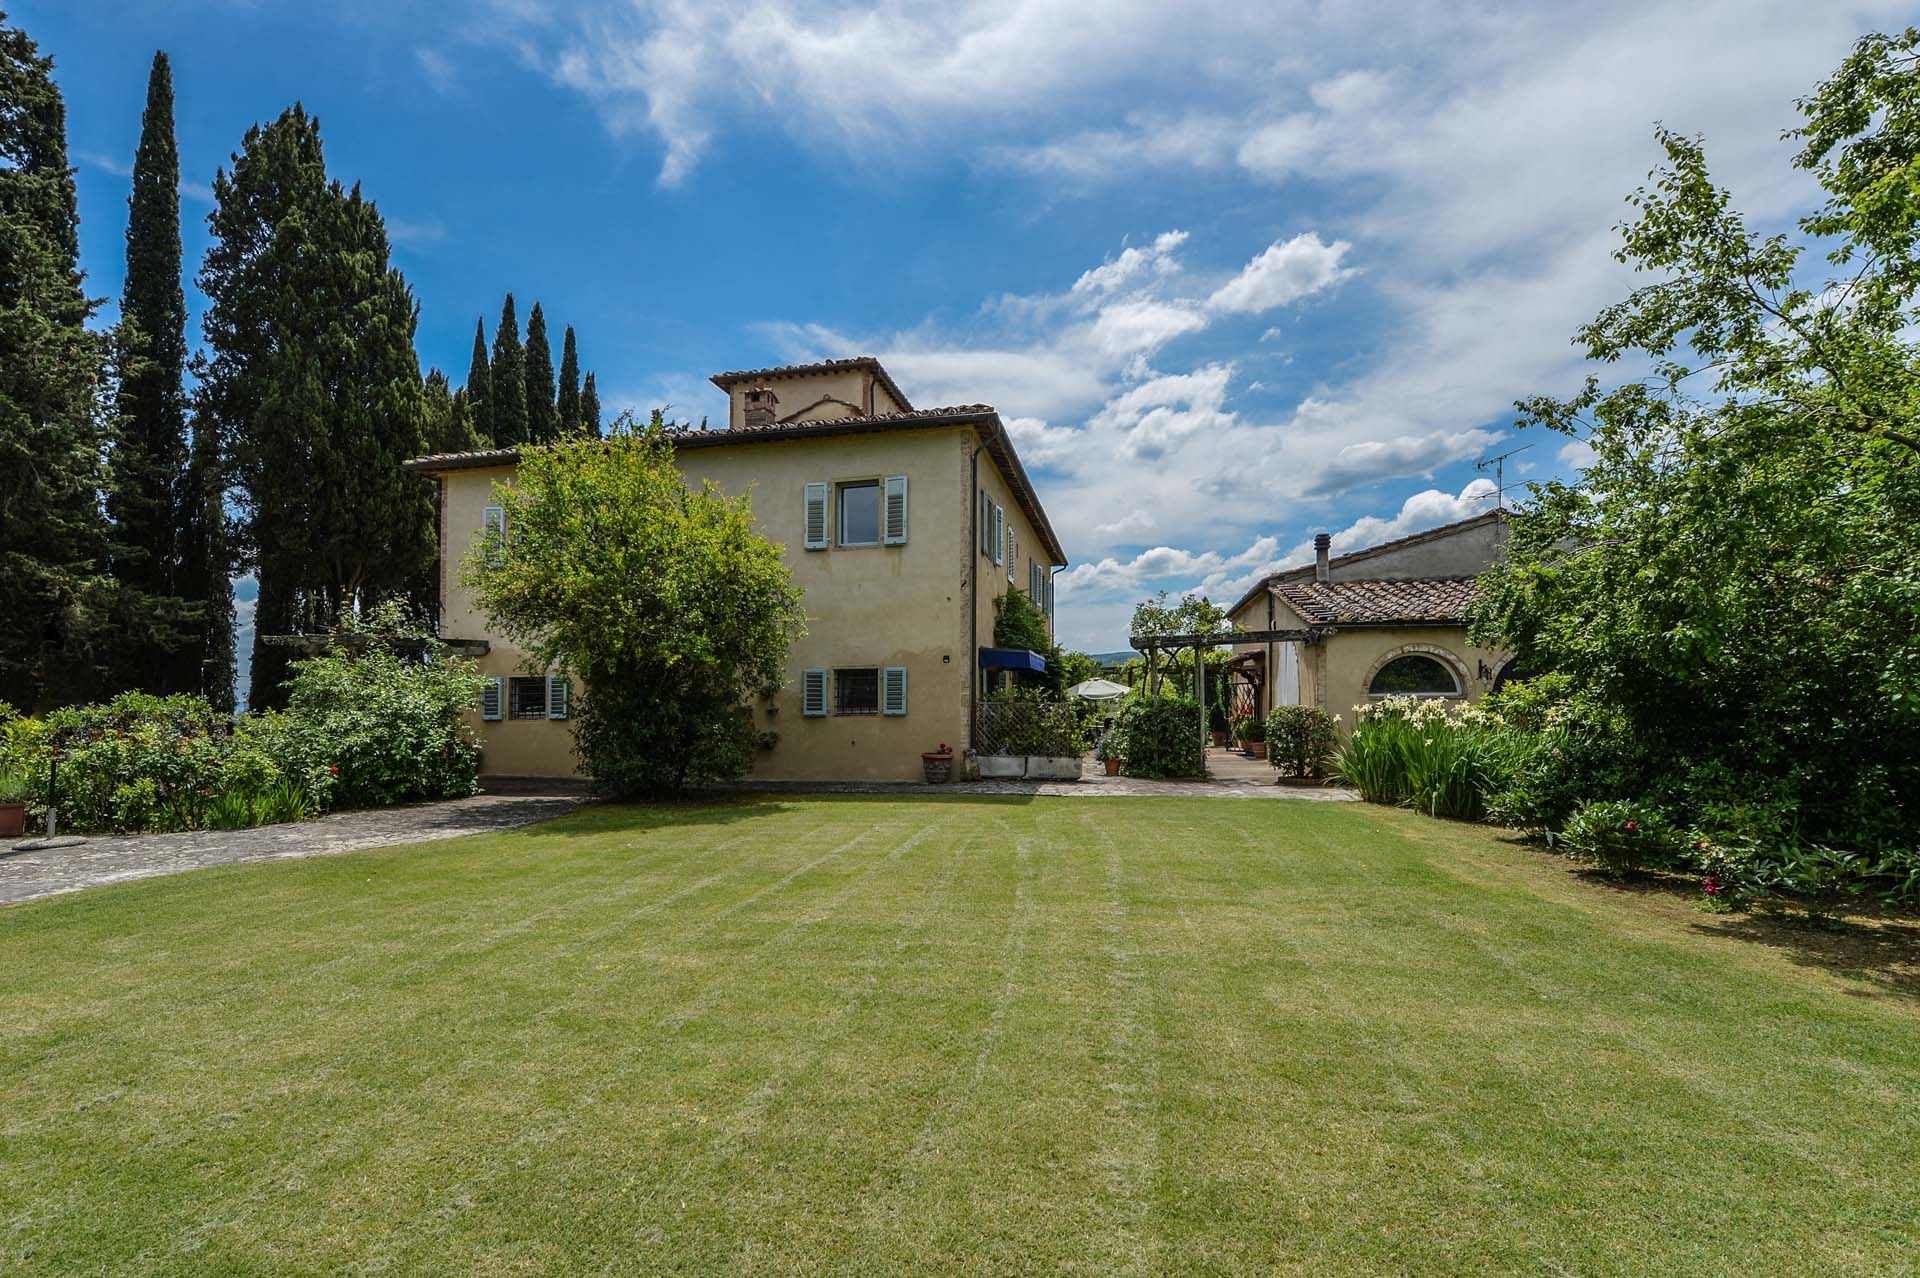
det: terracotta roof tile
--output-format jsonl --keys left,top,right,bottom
{"left": 1273, "top": 577, "right": 1482, "bottom": 626}
{"left": 708, "top": 356, "right": 912, "bottom": 412}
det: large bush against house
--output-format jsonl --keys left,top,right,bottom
{"left": 1465, "top": 33, "right": 1920, "bottom": 901}
{"left": 1265, "top": 705, "right": 1335, "bottom": 779}
{"left": 463, "top": 416, "right": 805, "bottom": 795}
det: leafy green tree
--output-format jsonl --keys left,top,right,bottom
{"left": 106, "top": 50, "right": 197, "bottom": 694}
{"left": 488, "top": 293, "right": 527, "bottom": 446}
{"left": 1471, "top": 30, "right": 1920, "bottom": 859}
{"left": 424, "top": 367, "right": 485, "bottom": 454}
{"left": 463, "top": 317, "right": 491, "bottom": 444}
{"left": 463, "top": 414, "right": 805, "bottom": 794}
{"left": 580, "top": 370, "right": 601, "bottom": 437}
{"left": 0, "top": 14, "right": 122, "bottom": 710}
{"left": 523, "top": 301, "right": 554, "bottom": 442}
{"left": 196, "top": 105, "right": 434, "bottom": 709}
{"left": 556, "top": 323, "right": 580, "bottom": 432}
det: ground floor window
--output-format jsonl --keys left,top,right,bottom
{"left": 1368, "top": 653, "right": 1461, "bottom": 697}
{"left": 834, "top": 667, "right": 880, "bottom": 715}
{"left": 509, "top": 676, "right": 549, "bottom": 719}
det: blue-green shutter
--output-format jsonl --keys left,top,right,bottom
{"left": 802, "top": 482, "right": 829, "bottom": 550}
{"left": 547, "top": 674, "right": 569, "bottom": 720}
{"left": 882, "top": 666, "right": 908, "bottom": 716}
{"left": 882, "top": 474, "right": 908, "bottom": 545}
{"left": 992, "top": 504, "right": 1004, "bottom": 565}
{"left": 480, "top": 676, "right": 504, "bottom": 721}
{"left": 801, "top": 668, "right": 828, "bottom": 716}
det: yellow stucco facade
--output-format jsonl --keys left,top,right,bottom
{"left": 418, "top": 363, "right": 1062, "bottom": 782}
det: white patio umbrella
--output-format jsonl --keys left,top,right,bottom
{"left": 1066, "top": 677, "right": 1129, "bottom": 701}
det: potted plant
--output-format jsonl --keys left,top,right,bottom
{"left": 1209, "top": 702, "right": 1230, "bottom": 748}
{"left": 1094, "top": 724, "right": 1125, "bottom": 776}
{"left": 0, "top": 761, "right": 29, "bottom": 839}
{"left": 1236, "top": 715, "right": 1266, "bottom": 756}
{"left": 921, "top": 742, "right": 955, "bottom": 784}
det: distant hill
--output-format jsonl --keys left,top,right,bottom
{"left": 1086, "top": 650, "right": 1136, "bottom": 666}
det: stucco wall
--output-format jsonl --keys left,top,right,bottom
{"left": 720, "top": 368, "right": 904, "bottom": 428}
{"left": 435, "top": 423, "right": 1056, "bottom": 782}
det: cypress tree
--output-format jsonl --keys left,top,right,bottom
{"left": 556, "top": 324, "right": 580, "bottom": 433}
{"left": 464, "top": 317, "right": 491, "bottom": 444}
{"left": 425, "top": 367, "right": 484, "bottom": 454}
{"left": 523, "top": 301, "right": 554, "bottom": 442}
{"left": 108, "top": 50, "right": 195, "bottom": 694}
{"left": 0, "top": 16, "right": 118, "bottom": 710}
{"left": 197, "top": 106, "right": 433, "bottom": 709}
{"left": 174, "top": 409, "right": 233, "bottom": 710}
{"left": 489, "top": 293, "right": 527, "bottom": 445}
{"left": 581, "top": 371, "right": 602, "bottom": 438}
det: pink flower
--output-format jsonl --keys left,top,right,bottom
{"left": 1623, "top": 819, "right": 1638, "bottom": 833}
{"left": 1702, "top": 876, "right": 1721, "bottom": 896}
{"left": 328, "top": 765, "right": 339, "bottom": 775}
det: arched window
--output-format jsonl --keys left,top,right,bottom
{"left": 1491, "top": 659, "right": 1532, "bottom": 695}
{"left": 1368, "top": 653, "right": 1461, "bottom": 698}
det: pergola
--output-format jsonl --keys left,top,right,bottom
{"left": 1128, "top": 628, "right": 1326, "bottom": 764}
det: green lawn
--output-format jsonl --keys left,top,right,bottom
{"left": 2, "top": 796, "right": 1916, "bottom": 1276}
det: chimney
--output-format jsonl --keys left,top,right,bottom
{"left": 1313, "top": 532, "right": 1331, "bottom": 583}
{"left": 742, "top": 383, "right": 778, "bottom": 429}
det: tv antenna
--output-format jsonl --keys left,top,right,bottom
{"left": 1474, "top": 443, "right": 1533, "bottom": 509}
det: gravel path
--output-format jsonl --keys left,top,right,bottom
{"left": 0, "top": 791, "right": 581, "bottom": 908}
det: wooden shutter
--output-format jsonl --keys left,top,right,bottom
{"left": 480, "top": 676, "right": 504, "bottom": 721}
{"left": 803, "top": 482, "right": 829, "bottom": 550}
{"left": 801, "top": 668, "right": 828, "bottom": 716}
{"left": 882, "top": 474, "right": 908, "bottom": 545}
{"left": 1006, "top": 526, "right": 1016, "bottom": 578}
{"left": 546, "top": 674, "right": 569, "bottom": 720}
{"left": 882, "top": 666, "right": 908, "bottom": 716}
{"left": 980, "top": 491, "right": 992, "bottom": 555}
{"left": 992, "top": 505, "right": 1004, "bottom": 564}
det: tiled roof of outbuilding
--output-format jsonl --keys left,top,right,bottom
{"left": 1273, "top": 577, "right": 1481, "bottom": 626}
{"left": 708, "top": 356, "right": 913, "bottom": 412}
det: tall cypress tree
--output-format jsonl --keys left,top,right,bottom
{"left": 523, "top": 301, "right": 555, "bottom": 442}
{"left": 464, "top": 317, "right": 492, "bottom": 444}
{"left": 197, "top": 106, "right": 433, "bottom": 709}
{"left": 108, "top": 50, "right": 195, "bottom": 694}
{"left": 424, "top": 367, "right": 484, "bottom": 454}
{"left": 581, "top": 371, "right": 602, "bottom": 438}
{"left": 556, "top": 324, "right": 580, "bottom": 433}
{"left": 0, "top": 15, "right": 119, "bottom": 710}
{"left": 489, "top": 293, "right": 527, "bottom": 445}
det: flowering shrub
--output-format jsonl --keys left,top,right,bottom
{"left": 1233, "top": 714, "right": 1266, "bottom": 744}
{"left": 1333, "top": 696, "right": 1533, "bottom": 820}
{"left": 1557, "top": 800, "right": 1687, "bottom": 877}
{"left": 1264, "top": 705, "right": 1335, "bottom": 778}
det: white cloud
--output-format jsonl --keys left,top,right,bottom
{"left": 416, "top": 48, "right": 458, "bottom": 95}
{"left": 1206, "top": 233, "right": 1355, "bottom": 315}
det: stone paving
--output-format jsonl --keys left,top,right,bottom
{"left": 721, "top": 749, "right": 1359, "bottom": 802}
{"left": 0, "top": 790, "right": 582, "bottom": 908}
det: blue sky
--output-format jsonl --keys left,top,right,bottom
{"left": 26, "top": 0, "right": 1905, "bottom": 660}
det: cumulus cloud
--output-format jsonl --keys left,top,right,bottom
{"left": 1206, "top": 233, "right": 1355, "bottom": 315}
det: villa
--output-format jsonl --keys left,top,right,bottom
{"left": 403, "top": 357, "right": 1068, "bottom": 782}
{"left": 1223, "top": 511, "right": 1516, "bottom": 723}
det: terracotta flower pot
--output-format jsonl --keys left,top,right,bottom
{"left": 1103, "top": 757, "right": 1122, "bottom": 776}
{"left": 0, "top": 802, "right": 25, "bottom": 839}
{"left": 1210, "top": 730, "right": 1229, "bottom": 747}
{"left": 921, "top": 752, "right": 954, "bottom": 784}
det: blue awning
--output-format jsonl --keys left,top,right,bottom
{"left": 979, "top": 646, "right": 1047, "bottom": 673}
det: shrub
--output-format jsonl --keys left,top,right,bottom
{"left": 1265, "top": 706, "right": 1334, "bottom": 778}
{"left": 1334, "top": 696, "right": 1533, "bottom": 820}
{"left": 1558, "top": 800, "right": 1686, "bottom": 877}
{"left": 247, "top": 605, "right": 486, "bottom": 809}
{"left": 1115, "top": 697, "right": 1205, "bottom": 779}
{"left": 14, "top": 692, "right": 231, "bottom": 833}
{"left": 1233, "top": 714, "right": 1266, "bottom": 744}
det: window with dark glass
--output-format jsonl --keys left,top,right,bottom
{"left": 509, "top": 676, "right": 549, "bottom": 719}
{"left": 838, "top": 480, "right": 880, "bottom": 546}
{"left": 834, "top": 667, "right": 880, "bottom": 715}
{"left": 1367, "top": 654, "right": 1460, "bottom": 697}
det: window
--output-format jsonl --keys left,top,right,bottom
{"left": 834, "top": 667, "right": 880, "bottom": 715}
{"left": 481, "top": 505, "right": 506, "bottom": 564}
{"left": 509, "top": 676, "right": 549, "bottom": 719}
{"left": 839, "top": 480, "right": 880, "bottom": 546}
{"left": 1368, "top": 654, "right": 1461, "bottom": 698}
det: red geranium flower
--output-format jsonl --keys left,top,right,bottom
{"left": 1702, "top": 876, "right": 1721, "bottom": 896}
{"left": 328, "top": 765, "right": 339, "bottom": 774}
{"left": 1623, "top": 819, "right": 1638, "bottom": 833}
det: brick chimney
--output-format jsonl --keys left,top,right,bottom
{"left": 1314, "top": 532, "right": 1331, "bottom": 583}
{"left": 742, "top": 383, "right": 778, "bottom": 429}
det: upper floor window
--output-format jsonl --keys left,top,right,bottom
{"left": 838, "top": 480, "right": 880, "bottom": 546}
